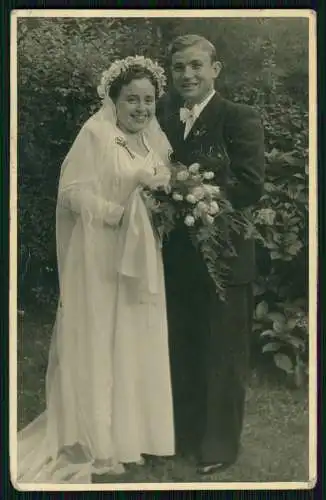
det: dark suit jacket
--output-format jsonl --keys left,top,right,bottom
{"left": 156, "top": 91, "right": 265, "bottom": 286}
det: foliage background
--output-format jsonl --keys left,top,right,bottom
{"left": 17, "top": 17, "right": 309, "bottom": 382}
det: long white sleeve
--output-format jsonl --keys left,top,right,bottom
{"left": 58, "top": 124, "right": 124, "bottom": 226}
{"left": 60, "top": 187, "right": 124, "bottom": 226}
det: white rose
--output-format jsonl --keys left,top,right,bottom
{"left": 208, "top": 185, "right": 221, "bottom": 195}
{"left": 184, "top": 215, "right": 195, "bottom": 227}
{"left": 197, "top": 201, "right": 209, "bottom": 213}
{"left": 188, "top": 163, "right": 200, "bottom": 174}
{"left": 204, "top": 184, "right": 221, "bottom": 197}
{"left": 209, "top": 201, "right": 220, "bottom": 215}
{"left": 191, "top": 186, "right": 205, "bottom": 200}
{"left": 176, "top": 170, "right": 189, "bottom": 181}
{"left": 192, "top": 206, "right": 200, "bottom": 218}
{"left": 203, "top": 171, "right": 215, "bottom": 180}
{"left": 186, "top": 194, "right": 197, "bottom": 204}
{"left": 172, "top": 192, "right": 183, "bottom": 201}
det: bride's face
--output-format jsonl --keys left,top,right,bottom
{"left": 115, "top": 77, "right": 156, "bottom": 134}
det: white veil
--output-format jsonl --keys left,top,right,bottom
{"left": 16, "top": 95, "right": 172, "bottom": 485}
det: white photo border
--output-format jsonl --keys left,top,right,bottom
{"left": 9, "top": 8, "right": 318, "bottom": 492}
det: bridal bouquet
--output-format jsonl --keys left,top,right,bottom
{"left": 142, "top": 160, "right": 250, "bottom": 299}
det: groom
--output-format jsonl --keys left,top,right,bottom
{"left": 157, "top": 35, "right": 265, "bottom": 474}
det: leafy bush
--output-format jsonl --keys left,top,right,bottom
{"left": 17, "top": 18, "right": 309, "bottom": 383}
{"left": 240, "top": 45, "right": 308, "bottom": 384}
{"left": 251, "top": 108, "right": 308, "bottom": 384}
{"left": 253, "top": 298, "right": 308, "bottom": 387}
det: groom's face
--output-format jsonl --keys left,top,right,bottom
{"left": 171, "top": 45, "right": 220, "bottom": 105}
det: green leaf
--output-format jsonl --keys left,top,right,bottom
{"left": 285, "top": 334, "right": 305, "bottom": 351}
{"left": 272, "top": 232, "right": 282, "bottom": 243}
{"left": 265, "top": 241, "right": 279, "bottom": 250}
{"left": 273, "top": 320, "right": 285, "bottom": 334}
{"left": 271, "top": 251, "right": 281, "bottom": 260}
{"left": 264, "top": 182, "right": 275, "bottom": 193}
{"left": 281, "top": 151, "right": 300, "bottom": 166}
{"left": 255, "top": 300, "right": 269, "bottom": 320}
{"left": 284, "top": 232, "right": 299, "bottom": 243}
{"left": 273, "top": 353, "right": 293, "bottom": 374}
{"left": 267, "top": 148, "right": 281, "bottom": 161}
{"left": 267, "top": 312, "right": 286, "bottom": 324}
{"left": 286, "top": 241, "right": 303, "bottom": 255}
{"left": 287, "top": 318, "right": 298, "bottom": 330}
{"left": 292, "top": 298, "right": 307, "bottom": 308}
{"left": 262, "top": 342, "right": 281, "bottom": 353}
{"left": 260, "top": 329, "right": 279, "bottom": 338}
{"left": 293, "top": 174, "right": 304, "bottom": 180}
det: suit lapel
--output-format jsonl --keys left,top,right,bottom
{"left": 163, "top": 92, "right": 227, "bottom": 154}
{"left": 185, "top": 92, "right": 225, "bottom": 143}
{"left": 163, "top": 105, "right": 183, "bottom": 146}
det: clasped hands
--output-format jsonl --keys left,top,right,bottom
{"left": 110, "top": 166, "right": 171, "bottom": 228}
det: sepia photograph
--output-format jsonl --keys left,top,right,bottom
{"left": 10, "top": 9, "right": 317, "bottom": 491}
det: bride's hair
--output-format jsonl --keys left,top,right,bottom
{"left": 97, "top": 56, "right": 167, "bottom": 102}
{"left": 109, "top": 66, "right": 160, "bottom": 102}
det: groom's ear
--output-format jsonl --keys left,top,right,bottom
{"left": 213, "top": 61, "right": 222, "bottom": 79}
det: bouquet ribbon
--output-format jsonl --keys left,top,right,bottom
{"left": 118, "top": 188, "right": 159, "bottom": 294}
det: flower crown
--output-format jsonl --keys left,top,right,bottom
{"left": 97, "top": 55, "right": 167, "bottom": 99}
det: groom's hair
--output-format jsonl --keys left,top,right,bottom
{"left": 167, "top": 35, "right": 217, "bottom": 63}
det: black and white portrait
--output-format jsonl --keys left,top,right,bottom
{"left": 10, "top": 9, "right": 317, "bottom": 491}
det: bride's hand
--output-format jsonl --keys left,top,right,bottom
{"left": 138, "top": 167, "right": 171, "bottom": 191}
{"left": 137, "top": 168, "right": 154, "bottom": 187}
{"left": 149, "top": 168, "right": 171, "bottom": 190}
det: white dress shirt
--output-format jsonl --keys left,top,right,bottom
{"left": 180, "top": 89, "right": 216, "bottom": 139}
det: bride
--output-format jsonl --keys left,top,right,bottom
{"left": 17, "top": 56, "right": 175, "bottom": 484}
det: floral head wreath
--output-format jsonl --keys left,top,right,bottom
{"left": 97, "top": 55, "right": 167, "bottom": 99}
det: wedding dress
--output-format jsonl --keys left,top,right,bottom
{"left": 15, "top": 103, "right": 175, "bottom": 485}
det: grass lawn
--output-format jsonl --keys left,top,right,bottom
{"left": 17, "top": 308, "right": 309, "bottom": 484}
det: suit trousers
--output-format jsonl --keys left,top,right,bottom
{"left": 164, "top": 257, "right": 253, "bottom": 464}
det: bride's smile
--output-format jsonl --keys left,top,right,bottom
{"left": 114, "top": 78, "right": 156, "bottom": 134}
